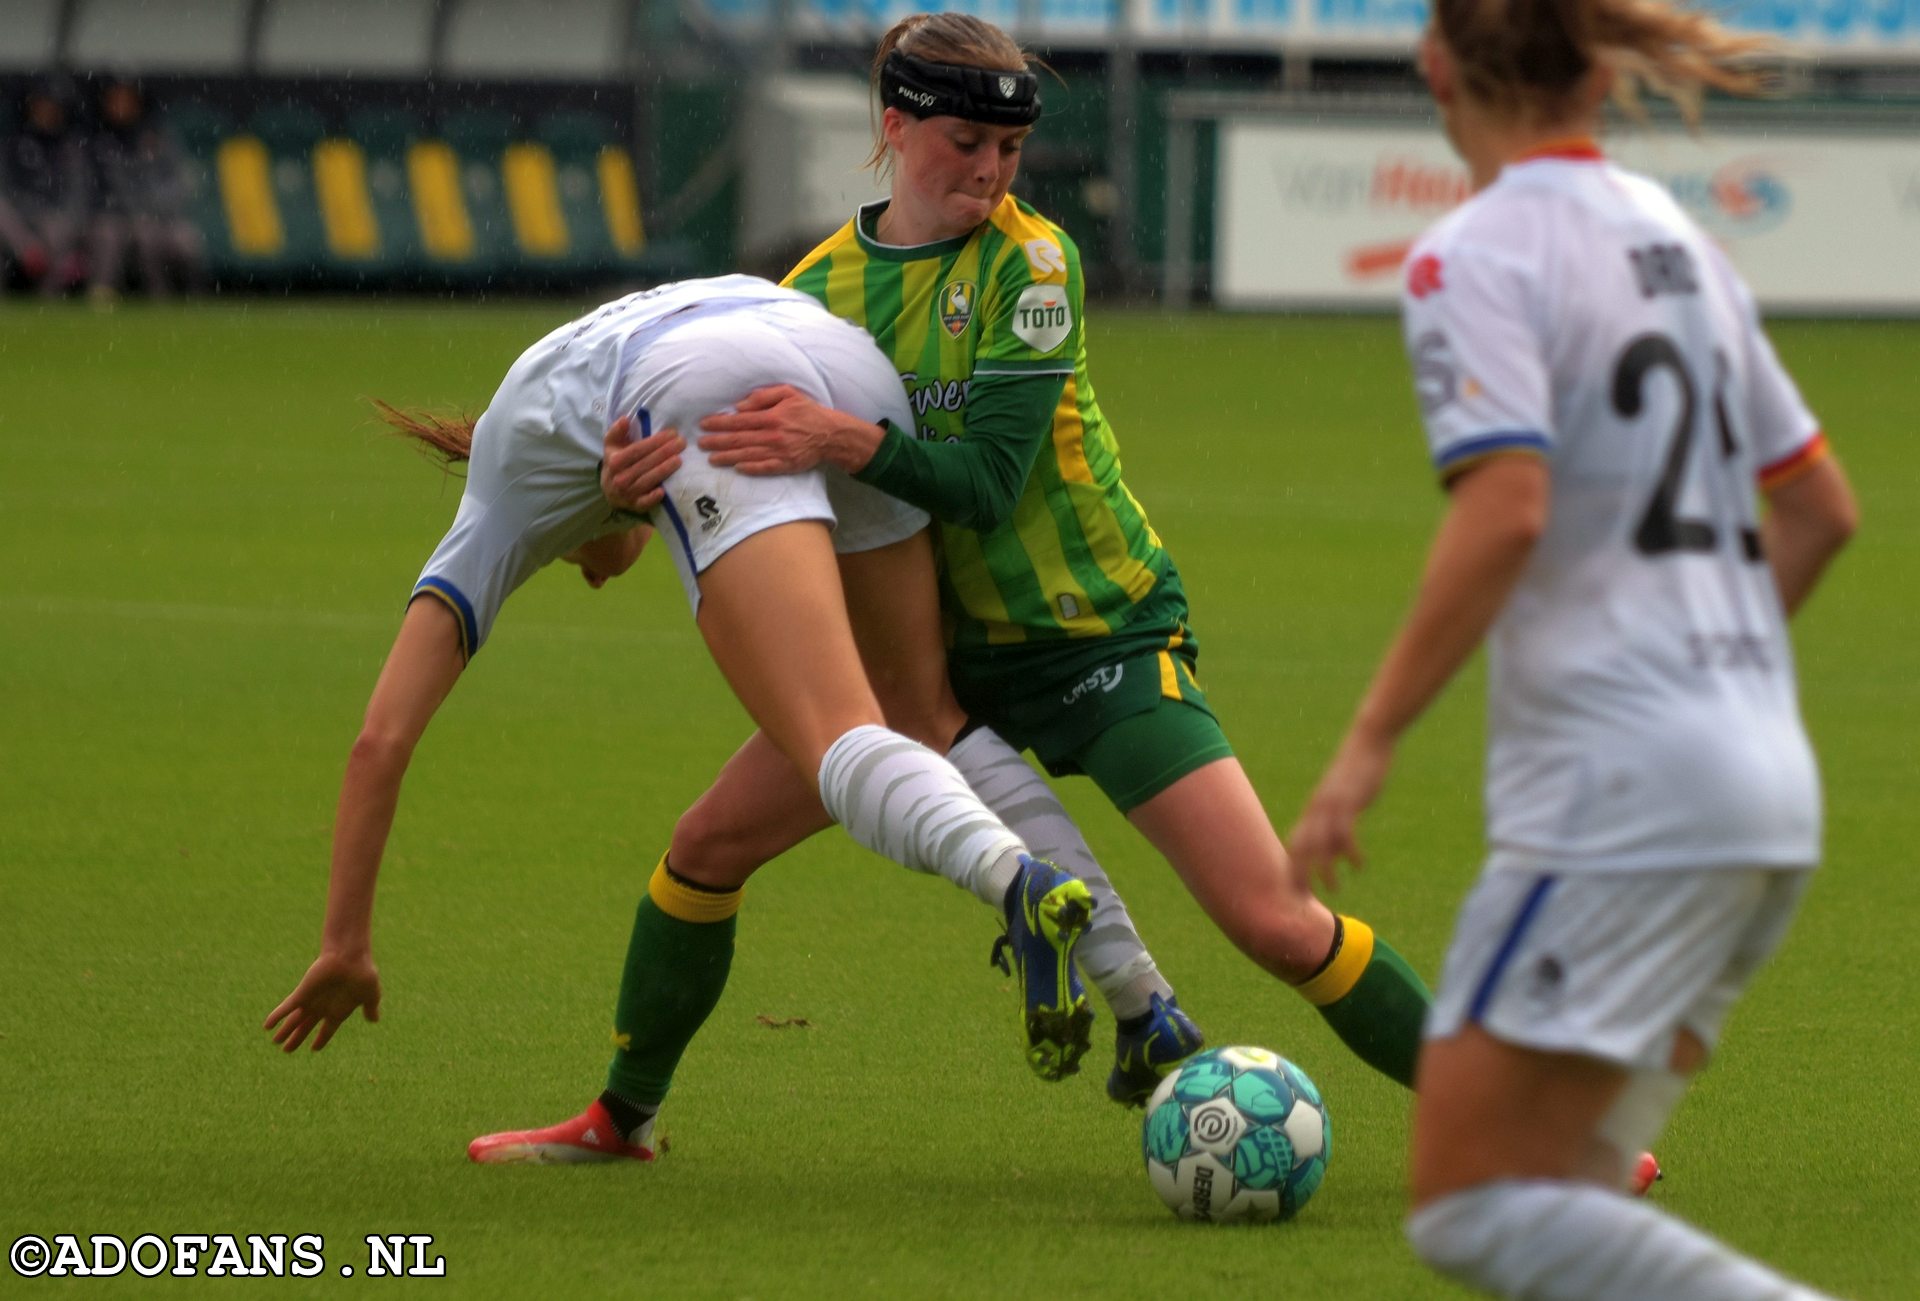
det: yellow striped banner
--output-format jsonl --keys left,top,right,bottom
{"left": 407, "top": 142, "right": 474, "bottom": 261}
{"left": 597, "top": 146, "right": 645, "bottom": 255}
{"left": 216, "top": 137, "right": 284, "bottom": 257}
{"left": 503, "top": 143, "right": 567, "bottom": 257}
{"left": 313, "top": 139, "right": 380, "bottom": 259}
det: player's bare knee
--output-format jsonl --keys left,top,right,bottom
{"left": 1240, "top": 902, "right": 1337, "bottom": 981}
{"left": 668, "top": 803, "right": 760, "bottom": 889}
{"left": 857, "top": 649, "right": 964, "bottom": 749}
{"left": 873, "top": 690, "right": 965, "bottom": 751}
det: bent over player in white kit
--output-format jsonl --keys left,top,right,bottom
{"left": 264, "top": 278, "right": 1101, "bottom": 1150}
{"left": 1286, "top": 0, "right": 1859, "bottom": 1296}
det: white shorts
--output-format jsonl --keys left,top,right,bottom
{"left": 621, "top": 304, "right": 928, "bottom": 613}
{"left": 1426, "top": 865, "right": 1814, "bottom": 1071}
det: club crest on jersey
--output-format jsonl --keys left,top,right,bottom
{"left": 938, "top": 280, "right": 977, "bottom": 337}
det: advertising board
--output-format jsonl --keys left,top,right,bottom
{"left": 1215, "top": 121, "right": 1920, "bottom": 312}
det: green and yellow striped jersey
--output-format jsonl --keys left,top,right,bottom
{"left": 785, "top": 195, "right": 1169, "bottom": 656}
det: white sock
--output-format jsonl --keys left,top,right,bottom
{"left": 817, "top": 724, "right": 1026, "bottom": 899}
{"left": 1406, "top": 1180, "right": 1838, "bottom": 1300}
{"left": 947, "top": 726, "right": 1173, "bottom": 1020}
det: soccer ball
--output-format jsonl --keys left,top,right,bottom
{"left": 1142, "top": 1046, "right": 1331, "bottom": 1223}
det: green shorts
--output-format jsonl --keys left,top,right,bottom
{"left": 1070, "top": 693, "right": 1235, "bottom": 811}
{"left": 948, "top": 568, "right": 1234, "bottom": 811}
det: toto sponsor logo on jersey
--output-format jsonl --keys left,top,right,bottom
{"left": 1011, "top": 284, "right": 1072, "bottom": 353}
{"left": 1661, "top": 160, "right": 1792, "bottom": 236}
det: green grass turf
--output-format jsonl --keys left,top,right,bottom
{"left": 1, "top": 302, "right": 1914, "bottom": 1297}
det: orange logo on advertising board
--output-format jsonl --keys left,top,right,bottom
{"left": 1345, "top": 240, "right": 1414, "bottom": 281}
{"left": 1371, "top": 158, "right": 1472, "bottom": 212}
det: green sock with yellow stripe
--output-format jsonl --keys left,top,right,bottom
{"left": 1296, "top": 915, "right": 1430, "bottom": 1089}
{"left": 605, "top": 854, "right": 740, "bottom": 1107}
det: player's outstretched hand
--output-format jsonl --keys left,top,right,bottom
{"left": 698, "top": 384, "right": 843, "bottom": 475}
{"left": 599, "top": 415, "right": 684, "bottom": 514}
{"left": 265, "top": 950, "right": 382, "bottom": 1053}
{"left": 1287, "top": 731, "right": 1394, "bottom": 893}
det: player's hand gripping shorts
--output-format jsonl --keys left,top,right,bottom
{"left": 618, "top": 301, "right": 928, "bottom": 613}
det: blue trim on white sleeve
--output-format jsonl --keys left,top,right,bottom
{"left": 1434, "top": 430, "right": 1551, "bottom": 473}
{"left": 410, "top": 576, "right": 481, "bottom": 660}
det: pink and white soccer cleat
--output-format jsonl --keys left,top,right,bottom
{"left": 1630, "top": 1151, "right": 1663, "bottom": 1197}
{"left": 467, "top": 1100, "right": 655, "bottom": 1164}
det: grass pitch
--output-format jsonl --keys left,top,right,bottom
{"left": 1, "top": 303, "right": 1914, "bottom": 1297}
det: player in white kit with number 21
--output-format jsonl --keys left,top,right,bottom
{"left": 1285, "top": 0, "right": 1860, "bottom": 1294}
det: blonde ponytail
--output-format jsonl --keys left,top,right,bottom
{"left": 1435, "top": 0, "right": 1776, "bottom": 126}
{"left": 373, "top": 400, "right": 476, "bottom": 468}
{"left": 1591, "top": 0, "right": 1775, "bottom": 123}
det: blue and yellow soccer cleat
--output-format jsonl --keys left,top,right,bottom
{"left": 990, "top": 855, "right": 1096, "bottom": 1081}
{"left": 1106, "top": 992, "right": 1206, "bottom": 1107}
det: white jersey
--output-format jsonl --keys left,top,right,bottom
{"left": 412, "top": 275, "right": 924, "bottom": 654}
{"left": 1401, "top": 149, "right": 1827, "bottom": 872}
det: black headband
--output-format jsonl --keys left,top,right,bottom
{"left": 880, "top": 50, "right": 1040, "bottom": 127}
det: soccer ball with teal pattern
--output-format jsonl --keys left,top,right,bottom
{"left": 1141, "top": 1045, "right": 1330, "bottom": 1223}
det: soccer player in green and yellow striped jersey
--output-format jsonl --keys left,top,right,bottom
{"left": 688, "top": 11, "right": 1435, "bottom": 1095}
{"left": 785, "top": 192, "right": 1167, "bottom": 663}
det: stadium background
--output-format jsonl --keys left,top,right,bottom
{"left": 6, "top": 0, "right": 1918, "bottom": 302}
{"left": 3, "top": 2, "right": 1916, "bottom": 1297}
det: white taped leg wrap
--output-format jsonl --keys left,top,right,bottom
{"left": 947, "top": 726, "right": 1171, "bottom": 1018}
{"left": 818, "top": 724, "right": 1025, "bottom": 899}
{"left": 1406, "top": 1181, "right": 1838, "bottom": 1300}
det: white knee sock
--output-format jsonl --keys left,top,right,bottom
{"left": 947, "top": 726, "right": 1171, "bottom": 1019}
{"left": 817, "top": 724, "right": 1025, "bottom": 900}
{"left": 1406, "top": 1180, "right": 1837, "bottom": 1300}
